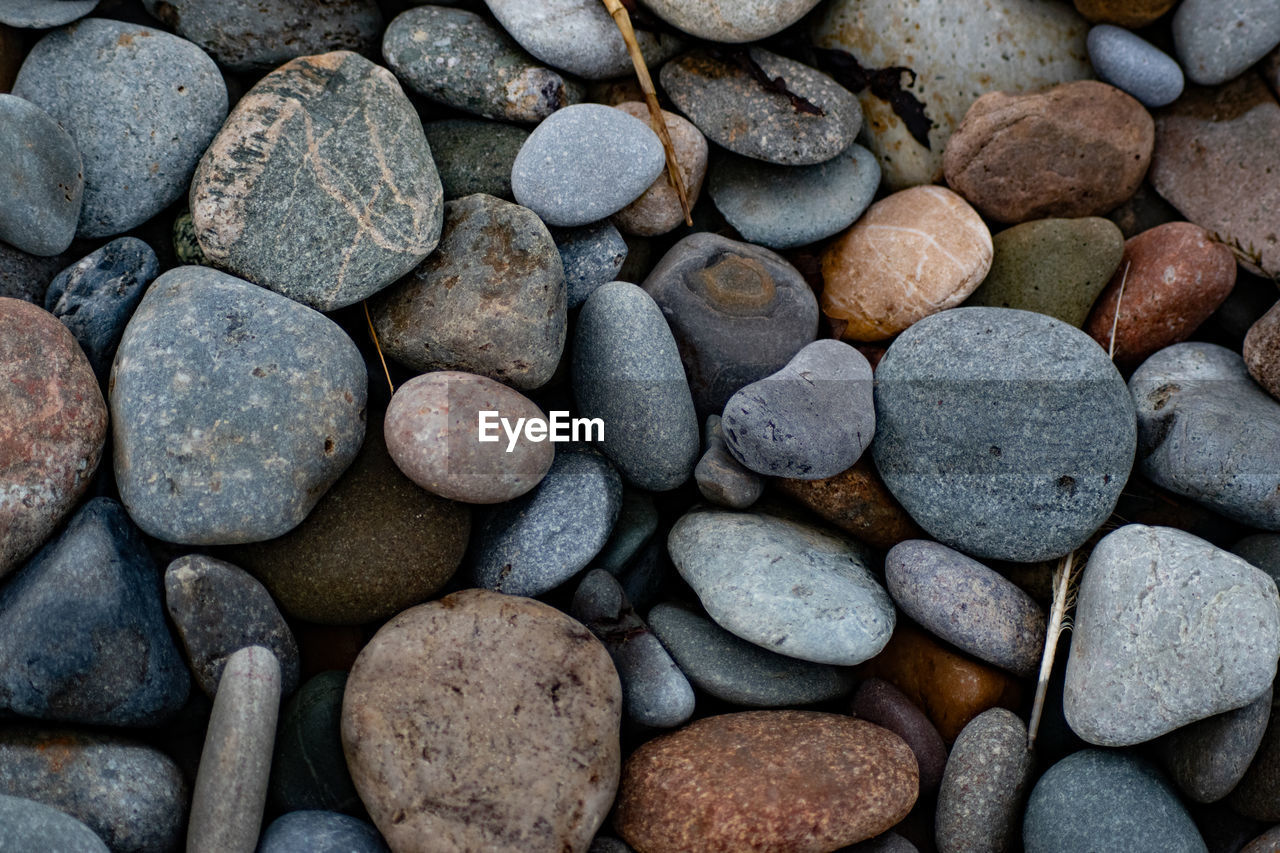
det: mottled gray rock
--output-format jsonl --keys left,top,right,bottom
{"left": 936, "top": 709, "right": 1033, "bottom": 853}
{"left": 1160, "top": 686, "right": 1271, "bottom": 804}
{"left": 512, "top": 104, "right": 665, "bottom": 227}
{"left": 668, "top": 507, "right": 893, "bottom": 665}
{"left": 551, "top": 222, "right": 627, "bottom": 308}
{"left": 695, "top": 414, "right": 764, "bottom": 509}
{"left": 1065, "top": 524, "right": 1280, "bottom": 747}
{"left": 847, "top": 833, "right": 919, "bottom": 853}
{"left": 258, "top": 811, "right": 389, "bottom": 853}
{"left": 190, "top": 51, "right": 441, "bottom": 311}
{"left": 572, "top": 281, "right": 701, "bottom": 490}
{"left": 110, "top": 266, "right": 368, "bottom": 545}
{"left": 872, "top": 307, "right": 1135, "bottom": 562}
{"left": 1023, "top": 750, "right": 1207, "bottom": 853}
{"left": 0, "top": 794, "right": 108, "bottom": 853}
{"left": 885, "top": 540, "right": 1046, "bottom": 677}
{"left": 1230, "top": 689, "right": 1280, "bottom": 820}
{"left": 424, "top": 119, "right": 528, "bottom": 201}
{"left": 596, "top": 489, "right": 658, "bottom": 574}
{"left": 1131, "top": 343, "right": 1280, "bottom": 530}
{"left": 0, "top": 0, "right": 97, "bottom": 28}
{"left": 1087, "top": 25, "right": 1184, "bottom": 108}
{"left": 0, "top": 94, "right": 81, "bottom": 256}
{"left": 850, "top": 678, "right": 947, "bottom": 794}
{"left": 1173, "top": 0, "right": 1280, "bottom": 86}
{"left": 0, "top": 242, "right": 74, "bottom": 303}
{"left": 710, "top": 143, "right": 879, "bottom": 249}
{"left": 640, "top": 0, "right": 821, "bottom": 42}
{"left": 13, "top": 18, "right": 227, "bottom": 239}
{"left": 650, "top": 603, "right": 854, "bottom": 707}
{"left": 270, "top": 673, "right": 362, "bottom": 815}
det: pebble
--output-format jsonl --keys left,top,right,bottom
{"left": 472, "top": 449, "right": 621, "bottom": 596}
{"left": 0, "top": 0, "right": 97, "bottom": 28}
{"left": 187, "top": 646, "right": 282, "bottom": 853}
{"left": 164, "top": 555, "right": 300, "bottom": 698}
{"left": 593, "top": 492, "right": 656, "bottom": 576}
{"left": 1244, "top": 826, "right": 1280, "bottom": 853}
{"left": 1130, "top": 343, "right": 1280, "bottom": 529}
{"left": 512, "top": 103, "right": 665, "bottom": 228}
{"left": 1245, "top": 300, "right": 1280, "bottom": 399}
{"left": 258, "top": 811, "right": 389, "bottom": 853}
{"left": 0, "top": 297, "right": 106, "bottom": 577}
{"left": 668, "top": 507, "right": 894, "bottom": 665}
{"left": 1230, "top": 690, "right": 1280, "bottom": 820}
{"left": 423, "top": 119, "right": 528, "bottom": 201}
{"left": 1159, "top": 685, "right": 1272, "bottom": 804}
{"left": 1087, "top": 25, "right": 1184, "bottom": 108}
{"left": 821, "top": 186, "right": 992, "bottom": 341}
{"left": 0, "top": 241, "right": 75, "bottom": 303}
{"left": 370, "top": 193, "right": 566, "bottom": 390}
{"left": 642, "top": 232, "right": 818, "bottom": 416}
{"left": 1074, "top": 0, "right": 1175, "bottom": 26}
{"left": 660, "top": 47, "right": 862, "bottom": 166}
{"left": 885, "top": 540, "right": 1047, "bottom": 677}
{"left": 872, "top": 307, "right": 1135, "bottom": 562}
{"left": 1235, "top": 534, "right": 1280, "bottom": 584}
{"left": 649, "top": 604, "right": 855, "bottom": 708}
{"left": 383, "top": 7, "right": 577, "bottom": 124}
{"left": 965, "top": 217, "right": 1124, "bottom": 328}
{"left": 0, "top": 94, "right": 81, "bottom": 256}
{"left": 640, "top": 0, "right": 822, "bottom": 42}
{"left": 341, "top": 589, "right": 621, "bottom": 852}
{"left": 13, "top": 18, "right": 227, "bottom": 239}
{"left": 572, "top": 281, "right": 701, "bottom": 490}
{"left": 384, "top": 370, "right": 553, "bottom": 505}
{"left": 270, "top": 672, "right": 362, "bottom": 815}
{"left": 850, "top": 678, "right": 948, "bottom": 794}
{"left": 0, "top": 727, "right": 188, "bottom": 853}
{"left": 571, "top": 570, "right": 695, "bottom": 728}
{"left": 694, "top": 415, "right": 764, "bottom": 509}
{"left": 1085, "top": 222, "right": 1238, "bottom": 369}
{"left": 1022, "top": 750, "right": 1207, "bottom": 853}
{"left": 936, "top": 709, "right": 1034, "bottom": 853}
{"left": 44, "top": 237, "right": 158, "bottom": 382}
{"left": 772, "top": 457, "right": 924, "bottom": 550}
{"left": 0, "top": 498, "right": 189, "bottom": 726}
{"left": 172, "top": 210, "right": 210, "bottom": 266}
{"left": 709, "top": 143, "right": 880, "bottom": 249}
{"left": 1173, "top": 0, "right": 1280, "bottom": 86}
{"left": 1064, "top": 524, "right": 1280, "bottom": 747}
{"left": 190, "top": 51, "right": 442, "bottom": 311}
{"left": 0, "top": 794, "right": 109, "bottom": 853}
{"left": 611, "top": 102, "right": 707, "bottom": 237}
{"left": 110, "top": 266, "right": 368, "bottom": 544}
{"left": 552, "top": 222, "right": 628, "bottom": 308}
{"left": 614, "top": 711, "right": 918, "bottom": 852}
{"left": 943, "top": 81, "right": 1154, "bottom": 224}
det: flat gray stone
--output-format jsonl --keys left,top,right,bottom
{"left": 1159, "top": 685, "right": 1271, "bottom": 804}
{"left": 0, "top": 794, "right": 108, "bottom": 853}
{"left": 424, "top": 119, "right": 529, "bottom": 201}
{"left": 1087, "top": 25, "right": 1184, "bottom": 108}
{"left": 0, "top": 94, "right": 81, "bottom": 256}
{"left": 1173, "top": 0, "right": 1280, "bottom": 86}
{"left": 936, "top": 709, "right": 1034, "bottom": 853}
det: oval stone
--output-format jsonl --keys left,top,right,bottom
{"left": 640, "top": 0, "right": 821, "bottom": 42}
{"left": 0, "top": 94, "right": 82, "bottom": 256}
{"left": 0, "top": 0, "right": 97, "bottom": 28}
{"left": 270, "top": 672, "right": 362, "bottom": 815}
{"left": 1087, "top": 25, "right": 1184, "bottom": 108}
{"left": 259, "top": 811, "right": 389, "bottom": 853}
{"left": 936, "top": 709, "right": 1034, "bottom": 853}
{"left": 772, "top": 457, "right": 924, "bottom": 550}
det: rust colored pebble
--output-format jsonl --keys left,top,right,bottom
{"left": 1244, "top": 301, "right": 1280, "bottom": 400}
{"left": 615, "top": 710, "right": 919, "bottom": 853}
{"left": 1074, "top": 0, "right": 1176, "bottom": 27}
{"left": 772, "top": 456, "right": 924, "bottom": 550}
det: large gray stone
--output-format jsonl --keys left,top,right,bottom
{"left": 1173, "top": 0, "right": 1280, "bottom": 86}
{"left": 0, "top": 94, "right": 81, "bottom": 256}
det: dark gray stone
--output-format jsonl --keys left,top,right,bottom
{"left": 0, "top": 498, "right": 190, "bottom": 727}
{"left": 259, "top": 811, "right": 389, "bottom": 853}
{"left": 1087, "top": 25, "right": 1183, "bottom": 108}
{"left": 424, "top": 119, "right": 529, "bottom": 201}
{"left": 1228, "top": 689, "right": 1280, "bottom": 820}
{"left": 872, "top": 306, "right": 1135, "bottom": 563}
{"left": 110, "top": 266, "right": 368, "bottom": 545}
{"left": 551, "top": 223, "right": 627, "bottom": 309}
{"left": 619, "top": 539, "right": 666, "bottom": 613}
{"left": 1160, "top": 686, "right": 1271, "bottom": 804}
{"left": 596, "top": 489, "right": 658, "bottom": 574}
{"left": 270, "top": 673, "right": 362, "bottom": 815}
{"left": 0, "top": 794, "right": 108, "bottom": 853}
{"left": 13, "top": 18, "right": 227, "bottom": 239}
{"left": 695, "top": 414, "right": 763, "bottom": 509}
{"left": 850, "top": 678, "right": 947, "bottom": 794}
{"left": 1173, "top": 0, "right": 1280, "bottom": 86}
{"left": 936, "top": 708, "right": 1034, "bottom": 853}
{"left": 0, "top": 0, "right": 97, "bottom": 29}
{"left": 0, "top": 242, "right": 75, "bottom": 303}
{"left": 0, "top": 94, "right": 81, "bottom": 256}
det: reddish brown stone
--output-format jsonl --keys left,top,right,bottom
{"left": 943, "top": 80, "right": 1154, "bottom": 224}
{"left": 0, "top": 298, "right": 107, "bottom": 579}
{"left": 1245, "top": 301, "right": 1280, "bottom": 400}
{"left": 615, "top": 711, "right": 918, "bottom": 853}
{"left": 1085, "top": 222, "right": 1237, "bottom": 369}
{"left": 1073, "top": 0, "right": 1176, "bottom": 27}
{"left": 0, "top": 24, "right": 21, "bottom": 94}
{"left": 772, "top": 457, "right": 923, "bottom": 550}
{"left": 851, "top": 678, "right": 948, "bottom": 794}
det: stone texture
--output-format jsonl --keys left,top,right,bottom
{"left": 1160, "top": 685, "right": 1271, "bottom": 804}
{"left": 0, "top": 242, "right": 76, "bottom": 304}
{"left": 772, "top": 457, "right": 924, "bottom": 550}
{"left": 611, "top": 102, "right": 707, "bottom": 237}
{"left": 0, "top": 0, "right": 97, "bottom": 28}
{"left": 614, "top": 711, "right": 918, "bottom": 853}
{"left": 936, "top": 709, "right": 1033, "bottom": 853}
{"left": 1230, "top": 690, "right": 1280, "bottom": 820}
{"left": 1243, "top": 826, "right": 1280, "bottom": 853}
{"left": 596, "top": 489, "right": 658, "bottom": 574}
{"left": 270, "top": 672, "right": 362, "bottom": 815}
{"left": 695, "top": 415, "right": 764, "bottom": 509}
{"left": 1245, "top": 300, "right": 1280, "bottom": 399}
{"left": 190, "top": 51, "right": 442, "bottom": 311}
{"left": 0, "top": 794, "right": 108, "bottom": 853}
{"left": 0, "top": 94, "right": 82, "bottom": 256}
{"left": 821, "top": 186, "right": 992, "bottom": 342}
{"left": 1074, "top": 0, "right": 1175, "bottom": 27}
{"left": 552, "top": 222, "right": 627, "bottom": 308}
{"left": 1173, "top": 0, "right": 1280, "bottom": 87}
{"left": 640, "top": 0, "right": 822, "bottom": 42}
{"left": 1088, "top": 25, "right": 1184, "bottom": 108}
{"left": 341, "top": 589, "right": 622, "bottom": 853}
{"left": 258, "top": 811, "right": 389, "bottom": 853}
{"left": 850, "top": 678, "right": 948, "bottom": 794}
{"left": 424, "top": 119, "right": 528, "bottom": 201}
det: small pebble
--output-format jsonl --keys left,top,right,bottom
{"left": 772, "top": 457, "right": 924, "bottom": 550}
{"left": 694, "top": 415, "right": 764, "bottom": 509}
{"left": 258, "top": 811, "right": 389, "bottom": 853}
{"left": 611, "top": 102, "right": 707, "bottom": 237}
{"left": 0, "top": 93, "right": 82, "bottom": 256}
{"left": 1087, "top": 24, "right": 1184, "bottom": 107}
{"left": 936, "top": 709, "right": 1034, "bottom": 853}
{"left": 1159, "top": 686, "right": 1272, "bottom": 804}
{"left": 552, "top": 222, "right": 628, "bottom": 308}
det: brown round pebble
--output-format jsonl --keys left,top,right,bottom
{"left": 612, "top": 102, "right": 707, "bottom": 237}
{"left": 851, "top": 678, "right": 948, "bottom": 794}
{"left": 1074, "top": 0, "right": 1176, "bottom": 27}
{"left": 1244, "top": 301, "right": 1280, "bottom": 401}
{"left": 772, "top": 457, "right": 924, "bottom": 550}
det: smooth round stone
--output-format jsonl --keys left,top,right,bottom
{"left": 695, "top": 414, "right": 764, "bottom": 509}
{"left": 660, "top": 47, "right": 861, "bottom": 166}
{"left": 821, "top": 186, "right": 992, "bottom": 342}
{"left": 0, "top": 498, "right": 190, "bottom": 726}
{"left": 1245, "top": 300, "right": 1280, "bottom": 400}
{"left": 874, "top": 307, "right": 1134, "bottom": 562}
{"left": 885, "top": 540, "right": 1046, "bottom": 677}
{"left": 709, "top": 143, "right": 880, "bottom": 249}
{"left": 342, "top": 589, "right": 622, "bottom": 852}
{"left": 669, "top": 507, "right": 894, "bottom": 666}
{"left": 552, "top": 221, "right": 628, "bottom": 309}
{"left": 965, "top": 217, "right": 1124, "bottom": 328}
{"left": 424, "top": 119, "right": 528, "bottom": 201}
{"left": 1075, "top": 0, "right": 1175, "bottom": 26}
{"left": 572, "top": 281, "right": 700, "bottom": 490}
{"left": 773, "top": 457, "right": 923, "bottom": 551}
{"left": 641, "top": 232, "right": 818, "bottom": 417}
{"left": 1229, "top": 690, "right": 1280, "bottom": 820}
{"left": 1130, "top": 343, "right": 1280, "bottom": 529}
{"left": 1064, "top": 524, "right": 1280, "bottom": 747}
{"left": 650, "top": 603, "right": 853, "bottom": 707}
{"left": 0, "top": 297, "right": 106, "bottom": 577}
{"left": 0, "top": 94, "right": 81, "bottom": 255}
{"left": 0, "top": 794, "right": 108, "bottom": 853}
{"left": 936, "top": 709, "right": 1034, "bottom": 853}
{"left": 110, "top": 266, "right": 368, "bottom": 545}
{"left": 722, "top": 339, "right": 874, "bottom": 480}
{"left": 483, "top": 0, "right": 682, "bottom": 79}
{"left": 370, "top": 193, "right": 565, "bottom": 390}
{"left": 471, "top": 449, "right": 623, "bottom": 596}
{"left": 191, "top": 51, "right": 442, "bottom": 311}
{"left": 850, "top": 678, "right": 948, "bottom": 794}
{"left": 270, "top": 673, "right": 362, "bottom": 815}
{"left": 0, "top": 727, "right": 187, "bottom": 853}
{"left": 615, "top": 711, "right": 918, "bottom": 852}
{"left": 142, "top": 0, "right": 383, "bottom": 73}
{"left": 1159, "top": 686, "right": 1271, "bottom": 804}
{"left": 0, "top": 0, "right": 97, "bottom": 28}
{"left": 1173, "top": 0, "right": 1280, "bottom": 86}
{"left": 611, "top": 102, "right": 707, "bottom": 237}
{"left": 44, "top": 237, "right": 158, "bottom": 382}
{"left": 13, "top": 18, "right": 226, "bottom": 239}
{"left": 596, "top": 489, "right": 658, "bottom": 573}
{"left": 1087, "top": 25, "right": 1184, "bottom": 108}
{"left": 512, "top": 103, "right": 665, "bottom": 228}
{"left": 383, "top": 7, "right": 577, "bottom": 123}
{"left": 1023, "top": 750, "right": 1207, "bottom": 853}
{"left": 383, "top": 370, "right": 553, "bottom": 504}
{"left": 640, "top": 0, "right": 821, "bottom": 41}
{"left": 259, "top": 811, "right": 389, "bottom": 853}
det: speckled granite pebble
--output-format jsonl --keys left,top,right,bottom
{"left": 0, "top": 794, "right": 108, "bottom": 853}
{"left": 258, "top": 811, "right": 389, "bottom": 853}
{"left": 936, "top": 709, "right": 1033, "bottom": 853}
{"left": 0, "top": 94, "right": 81, "bottom": 256}
{"left": 424, "top": 119, "right": 529, "bottom": 201}
{"left": 552, "top": 222, "right": 628, "bottom": 308}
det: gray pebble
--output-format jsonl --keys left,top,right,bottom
{"left": 0, "top": 94, "right": 81, "bottom": 256}
{"left": 1229, "top": 688, "right": 1280, "bottom": 820}
{"left": 618, "top": 539, "right": 666, "bottom": 613}
{"left": 1173, "top": 0, "right": 1280, "bottom": 86}
{"left": 596, "top": 489, "right": 659, "bottom": 574}
{"left": 269, "top": 673, "right": 362, "bottom": 815}
{"left": 258, "top": 811, "right": 389, "bottom": 853}
{"left": 424, "top": 119, "right": 529, "bottom": 201}
{"left": 552, "top": 221, "right": 628, "bottom": 309}
{"left": 0, "top": 242, "right": 75, "bottom": 303}
{"left": 640, "top": 0, "right": 821, "bottom": 43}
{"left": 695, "top": 415, "right": 764, "bottom": 509}
{"left": 1087, "top": 25, "right": 1184, "bottom": 108}
{"left": 846, "top": 833, "right": 918, "bottom": 853}
{"left": 0, "top": 0, "right": 96, "bottom": 29}
{"left": 0, "top": 794, "right": 108, "bottom": 853}
{"left": 936, "top": 709, "right": 1034, "bottom": 853}
{"left": 1159, "top": 685, "right": 1272, "bottom": 804}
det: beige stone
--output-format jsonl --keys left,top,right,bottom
{"left": 611, "top": 102, "right": 707, "bottom": 237}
